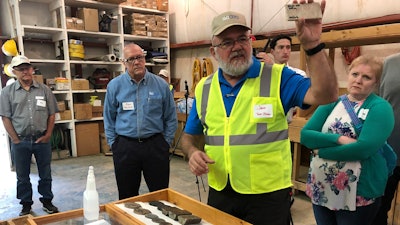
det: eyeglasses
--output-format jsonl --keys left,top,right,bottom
{"left": 123, "top": 55, "right": 145, "bottom": 64}
{"left": 13, "top": 66, "right": 32, "bottom": 72}
{"left": 213, "top": 36, "right": 251, "bottom": 49}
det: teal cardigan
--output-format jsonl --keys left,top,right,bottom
{"left": 301, "top": 93, "right": 395, "bottom": 198}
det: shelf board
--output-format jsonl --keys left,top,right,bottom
{"left": 121, "top": 5, "right": 167, "bottom": 15}
{"left": 22, "top": 25, "right": 64, "bottom": 40}
{"left": 72, "top": 89, "right": 107, "bottom": 93}
{"left": 65, "top": 0, "right": 121, "bottom": 10}
{"left": 23, "top": 25, "right": 63, "bottom": 34}
{"left": 21, "top": 0, "right": 55, "bottom": 4}
{"left": 124, "top": 34, "right": 167, "bottom": 42}
{"left": 52, "top": 90, "right": 70, "bottom": 94}
{"left": 75, "top": 117, "right": 104, "bottom": 122}
{"left": 29, "top": 59, "right": 65, "bottom": 64}
{"left": 67, "top": 30, "right": 120, "bottom": 39}
{"left": 70, "top": 60, "right": 121, "bottom": 65}
{"left": 55, "top": 120, "right": 73, "bottom": 124}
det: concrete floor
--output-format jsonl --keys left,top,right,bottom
{"left": 0, "top": 154, "right": 316, "bottom": 225}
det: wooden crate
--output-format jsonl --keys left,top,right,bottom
{"left": 4, "top": 189, "right": 251, "bottom": 225}
{"left": 0, "top": 215, "right": 33, "bottom": 225}
{"left": 106, "top": 188, "right": 252, "bottom": 225}
{"left": 26, "top": 207, "right": 109, "bottom": 225}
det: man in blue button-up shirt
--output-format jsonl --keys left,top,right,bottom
{"left": 104, "top": 43, "right": 177, "bottom": 199}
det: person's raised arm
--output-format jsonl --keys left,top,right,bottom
{"left": 294, "top": 0, "right": 338, "bottom": 105}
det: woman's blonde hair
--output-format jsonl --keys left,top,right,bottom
{"left": 349, "top": 55, "right": 383, "bottom": 84}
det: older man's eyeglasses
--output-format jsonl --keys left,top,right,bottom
{"left": 213, "top": 36, "right": 251, "bottom": 49}
{"left": 123, "top": 55, "right": 145, "bottom": 64}
{"left": 14, "top": 66, "right": 32, "bottom": 72}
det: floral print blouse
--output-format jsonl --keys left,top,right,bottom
{"left": 305, "top": 100, "right": 375, "bottom": 211}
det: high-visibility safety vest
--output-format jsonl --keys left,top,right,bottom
{"left": 195, "top": 63, "right": 292, "bottom": 194}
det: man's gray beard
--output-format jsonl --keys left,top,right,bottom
{"left": 216, "top": 51, "right": 253, "bottom": 77}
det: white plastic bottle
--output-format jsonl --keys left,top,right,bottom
{"left": 83, "top": 166, "right": 99, "bottom": 221}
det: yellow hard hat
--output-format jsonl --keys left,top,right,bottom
{"left": 2, "top": 39, "right": 19, "bottom": 57}
{"left": 4, "top": 63, "right": 17, "bottom": 78}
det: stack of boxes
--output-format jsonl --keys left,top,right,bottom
{"left": 131, "top": 13, "right": 148, "bottom": 36}
{"left": 130, "top": 13, "right": 168, "bottom": 38}
{"left": 122, "top": 0, "right": 168, "bottom": 11}
{"left": 56, "top": 100, "right": 72, "bottom": 121}
{"left": 151, "top": 15, "right": 168, "bottom": 38}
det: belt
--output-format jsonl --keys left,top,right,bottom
{"left": 119, "top": 133, "right": 160, "bottom": 143}
{"left": 18, "top": 132, "right": 45, "bottom": 141}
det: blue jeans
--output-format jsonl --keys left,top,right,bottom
{"left": 13, "top": 140, "right": 54, "bottom": 205}
{"left": 313, "top": 198, "right": 381, "bottom": 225}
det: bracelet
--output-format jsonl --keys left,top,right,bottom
{"left": 305, "top": 43, "right": 326, "bottom": 56}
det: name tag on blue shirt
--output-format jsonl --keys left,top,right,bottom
{"left": 122, "top": 102, "right": 134, "bottom": 110}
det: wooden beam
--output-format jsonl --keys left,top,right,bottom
{"left": 253, "top": 23, "right": 400, "bottom": 50}
{"left": 321, "top": 23, "right": 400, "bottom": 48}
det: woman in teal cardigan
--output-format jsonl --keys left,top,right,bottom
{"left": 301, "top": 55, "right": 394, "bottom": 225}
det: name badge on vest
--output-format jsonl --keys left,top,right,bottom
{"left": 253, "top": 104, "right": 273, "bottom": 118}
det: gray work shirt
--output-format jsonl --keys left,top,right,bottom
{"left": 0, "top": 80, "right": 59, "bottom": 136}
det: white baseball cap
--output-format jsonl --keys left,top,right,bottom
{"left": 10, "top": 55, "right": 31, "bottom": 68}
{"left": 159, "top": 69, "right": 169, "bottom": 78}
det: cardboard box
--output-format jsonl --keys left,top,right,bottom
{"left": 77, "top": 8, "right": 99, "bottom": 32}
{"left": 71, "top": 79, "right": 89, "bottom": 90}
{"left": 57, "top": 101, "right": 66, "bottom": 111}
{"left": 62, "top": 17, "right": 84, "bottom": 30}
{"left": 92, "top": 106, "right": 103, "bottom": 113}
{"left": 95, "top": 0, "right": 127, "bottom": 4}
{"left": 75, "top": 18, "right": 85, "bottom": 30}
{"left": 98, "top": 121, "right": 105, "bottom": 133}
{"left": 156, "top": 0, "right": 168, "bottom": 11}
{"left": 54, "top": 78, "right": 70, "bottom": 90}
{"left": 120, "top": 0, "right": 132, "bottom": 6}
{"left": 74, "top": 104, "right": 92, "bottom": 120}
{"left": 56, "top": 110, "right": 72, "bottom": 121}
{"left": 110, "top": 20, "right": 118, "bottom": 33}
{"left": 65, "top": 17, "right": 75, "bottom": 29}
{"left": 100, "top": 133, "right": 111, "bottom": 155}
{"left": 33, "top": 75, "right": 44, "bottom": 84}
{"left": 75, "top": 123, "right": 100, "bottom": 156}
{"left": 92, "top": 106, "right": 103, "bottom": 117}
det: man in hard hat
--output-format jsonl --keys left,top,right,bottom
{"left": 0, "top": 55, "right": 59, "bottom": 216}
